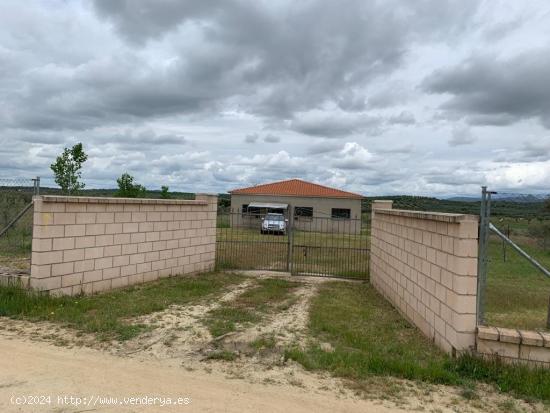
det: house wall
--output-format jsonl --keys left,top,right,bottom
{"left": 30, "top": 194, "right": 217, "bottom": 296}
{"left": 370, "top": 200, "right": 479, "bottom": 354}
{"left": 229, "top": 194, "right": 362, "bottom": 234}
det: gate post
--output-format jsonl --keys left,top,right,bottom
{"left": 287, "top": 206, "right": 294, "bottom": 273}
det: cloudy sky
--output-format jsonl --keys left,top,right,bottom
{"left": 1, "top": 0, "right": 549, "bottom": 196}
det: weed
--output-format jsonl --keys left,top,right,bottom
{"left": 250, "top": 335, "right": 277, "bottom": 350}
{"left": 0, "top": 272, "right": 245, "bottom": 341}
{"left": 286, "top": 281, "right": 550, "bottom": 402}
{"left": 205, "top": 350, "right": 238, "bottom": 361}
{"left": 203, "top": 278, "right": 301, "bottom": 337}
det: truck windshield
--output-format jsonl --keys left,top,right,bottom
{"left": 265, "top": 214, "right": 284, "bottom": 221}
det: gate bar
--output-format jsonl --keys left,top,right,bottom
{"left": 489, "top": 223, "right": 550, "bottom": 279}
{"left": 489, "top": 222, "right": 550, "bottom": 329}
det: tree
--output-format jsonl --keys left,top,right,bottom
{"left": 116, "top": 173, "right": 146, "bottom": 198}
{"left": 160, "top": 186, "right": 171, "bottom": 199}
{"left": 545, "top": 197, "right": 550, "bottom": 211}
{"left": 50, "top": 143, "right": 88, "bottom": 194}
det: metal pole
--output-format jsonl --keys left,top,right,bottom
{"left": 476, "top": 186, "right": 488, "bottom": 325}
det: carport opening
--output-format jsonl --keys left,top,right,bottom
{"left": 245, "top": 202, "right": 289, "bottom": 218}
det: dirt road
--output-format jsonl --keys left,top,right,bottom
{"left": 0, "top": 336, "right": 405, "bottom": 413}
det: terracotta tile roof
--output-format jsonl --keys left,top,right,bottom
{"left": 229, "top": 179, "right": 363, "bottom": 199}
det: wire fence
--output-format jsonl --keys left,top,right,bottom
{"left": 477, "top": 187, "right": 550, "bottom": 331}
{"left": 0, "top": 178, "right": 39, "bottom": 273}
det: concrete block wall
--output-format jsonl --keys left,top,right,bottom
{"left": 30, "top": 194, "right": 217, "bottom": 295}
{"left": 477, "top": 326, "right": 550, "bottom": 367}
{"left": 370, "top": 200, "right": 479, "bottom": 354}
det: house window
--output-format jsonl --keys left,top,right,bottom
{"left": 331, "top": 208, "right": 351, "bottom": 219}
{"left": 241, "top": 204, "right": 249, "bottom": 216}
{"left": 295, "top": 206, "right": 313, "bottom": 218}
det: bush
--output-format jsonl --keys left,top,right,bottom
{"left": 115, "top": 173, "right": 146, "bottom": 198}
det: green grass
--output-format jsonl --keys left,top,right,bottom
{"left": 204, "top": 278, "right": 301, "bottom": 337}
{"left": 205, "top": 350, "right": 238, "bottom": 361}
{"left": 485, "top": 223, "right": 550, "bottom": 330}
{"left": 286, "top": 281, "right": 550, "bottom": 402}
{"left": 0, "top": 272, "right": 244, "bottom": 341}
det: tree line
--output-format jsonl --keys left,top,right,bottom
{"left": 50, "top": 143, "right": 172, "bottom": 199}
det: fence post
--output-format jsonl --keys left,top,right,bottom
{"left": 476, "top": 186, "right": 489, "bottom": 325}
{"left": 31, "top": 176, "right": 40, "bottom": 196}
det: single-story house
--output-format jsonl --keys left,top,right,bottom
{"left": 228, "top": 179, "right": 364, "bottom": 233}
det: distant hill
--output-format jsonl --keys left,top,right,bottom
{"left": 362, "top": 195, "right": 550, "bottom": 219}
{"left": 447, "top": 193, "right": 549, "bottom": 203}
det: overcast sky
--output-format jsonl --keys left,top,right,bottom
{"left": 1, "top": 0, "right": 549, "bottom": 196}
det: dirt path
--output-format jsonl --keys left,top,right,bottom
{"left": 0, "top": 336, "right": 403, "bottom": 413}
{"left": 0, "top": 273, "right": 544, "bottom": 412}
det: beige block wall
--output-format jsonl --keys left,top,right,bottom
{"left": 30, "top": 194, "right": 217, "bottom": 295}
{"left": 370, "top": 200, "right": 479, "bottom": 354}
{"left": 477, "top": 326, "right": 550, "bottom": 367}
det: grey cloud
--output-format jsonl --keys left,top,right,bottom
{"left": 494, "top": 139, "right": 550, "bottom": 163}
{"left": 290, "top": 112, "right": 383, "bottom": 138}
{"left": 306, "top": 141, "right": 343, "bottom": 155}
{"left": 388, "top": 111, "right": 415, "bottom": 125}
{"left": 448, "top": 125, "right": 477, "bottom": 146}
{"left": 111, "top": 131, "right": 187, "bottom": 149}
{"left": 377, "top": 143, "right": 415, "bottom": 154}
{"left": 423, "top": 50, "right": 550, "bottom": 128}
{"left": 423, "top": 166, "right": 485, "bottom": 186}
{"left": 263, "top": 134, "right": 280, "bottom": 143}
{"left": 93, "top": 0, "right": 219, "bottom": 44}
{"left": 521, "top": 140, "right": 550, "bottom": 160}
{"left": 244, "top": 133, "right": 259, "bottom": 143}
{"left": 1, "top": 0, "right": 480, "bottom": 135}
{"left": 366, "top": 83, "right": 413, "bottom": 109}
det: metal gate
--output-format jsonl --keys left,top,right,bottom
{"left": 216, "top": 207, "right": 369, "bottom": 279}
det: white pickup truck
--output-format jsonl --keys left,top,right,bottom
{"left": 260, "top": 213, "right": 288, "bottom": 234}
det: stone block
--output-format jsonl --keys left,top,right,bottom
{"left": 52, "top": 262, "right": 74, "bottom": 276}
{"left": 32, "top": 251, "right": 63, "bottom": 265}
{"left": 477, "top": 326, "right": 499, "bottom": 341}
{"left": 53, "top": 237, "right": 75, "bottom": 251}
{"left": 96, "top": 213, "right": 114, "bottom": 224}
{"left": 94, "top": 257, "right": 113, "bottom": 270}
{"left": 519, "top": 330, "right": 544, "bottom": 347}
{"left": 62, "top": 272, "right": 83, "bottom": 287}
{"left": 74, "top": 259, "right": 94, "bottom": 273}
{"left": 85, "top": 223, "right": 105, "bottom": 236}
{"left": 498, "top": 328, "right": 521, "bottom": 344}
{"left": 32, "top": 238, "right": 52, "bottom": 252}
{"left": 84, "top": 246, "right": 103, "bottom": 260}
{"left": 104, "top": 245, "right": 122, "bottom": 257}
{"left": 75, "top": 235, "right": 95, "bottom": 248}
{"left": 76, "top": 213, "right": 96, "bottom": 224}
{"left": 102, "top": 266, "right": 120, "bottom": 279}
